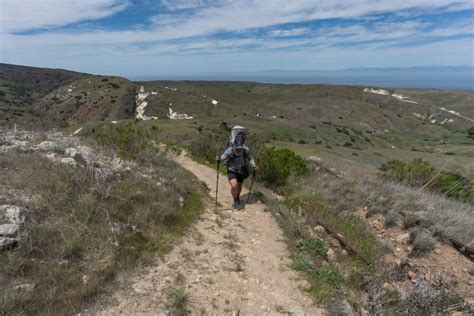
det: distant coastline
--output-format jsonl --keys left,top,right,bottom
{"left": 132, "top": 66, "right": 474, "bottom": 91}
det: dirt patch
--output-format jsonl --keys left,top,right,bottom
{"left": 356, "top": 209, "right": 473, "bottom": 309}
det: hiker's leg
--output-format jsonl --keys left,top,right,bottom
{"left": 229, "top": 179, "right": 240, "bottom": 199}
{"left": 235, "top": 181, "right": 243, "bottom": 199}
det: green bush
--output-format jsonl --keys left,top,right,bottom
{"left": 257, "top": 147, "right": 308, "bottom": 187}
{"left": 95, "top": 121, "right": 160, "bottom": 159}
{"left": 467, "top": 126, "right": 474, "bottom": 138}
{"left": 410, "top": 228, "right": 436, "bottom": 257}
{"left": 108, "top": 82, "right": 120, "bottom": 89}
{"left": 188, "top": 131, "right": 228, "bottom": 164}
{"left": 379, "top": 159, "right": 473, "bottom": 202}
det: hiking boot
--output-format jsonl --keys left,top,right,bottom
{"left": 233, "top": 198, "right": 241, "bottom": 211}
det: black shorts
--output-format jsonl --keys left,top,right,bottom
{"left": 227, "top": 167, "right": 249, "bottom": 183}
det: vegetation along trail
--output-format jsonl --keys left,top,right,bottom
{"left": 93, "top": 150, "right": 323, "bottom": 315}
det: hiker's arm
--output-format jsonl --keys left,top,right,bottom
{"left": 245, "top": 147, "right": 257, "bottom": 168}
{"left": 217, "top": 148, "right": 232, "bottom": 162}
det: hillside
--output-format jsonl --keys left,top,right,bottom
{"left": 1, "top": 63, "right": 473, "bottom": 314}
{"left": 134, "top": 80, "right": 474, "bottom": 179}
{"left": 0, "top": 64, "right": 136, "bottom": 127}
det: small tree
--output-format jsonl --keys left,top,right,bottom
{"left": 258, "top": 147, "right": 308, "bottom": 187}
{"left": 467, "top": 126, "right": 474, "bottom": 138}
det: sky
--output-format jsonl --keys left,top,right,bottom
{"left": 0, "top": 0, "right": 473, "bottom": 78}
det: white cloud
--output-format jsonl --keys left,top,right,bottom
{"left": 0, "top": 0, "right": 473, "bottom": 74}
{"left": 0, "top": 0, "right": 130, "bottom": 33}
{"left": 269, "top": 28, "right": 308, "bottom": 37}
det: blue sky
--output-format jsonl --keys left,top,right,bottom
{"left": 0, "top": 0, "right": 473, "bottom": 78}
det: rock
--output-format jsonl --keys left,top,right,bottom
{"left": 14, "top": 283, "right": 35, "bottom": 293}
{"left": 0, "top": 237, "right": 17, "bottom": 249}
{"left": 382, "top": 282, "right": 392, "bottom": 290}
{"left": 408, "top": 270, "right": 416, "bottom": 280}
{"left": 60, "top": 157, "right": 77, "bottom": 165}
{"left": 109, "top": 157, "right": 125, "bottom": 170}
{"left": 395, "top": 233, "right": 410, "bottom": 244}
{"left": 36, "top": 141, "right": 58, "bottom": 151}
{"left": 0, "top": 224, "right": 19, "bottom": 236}
{"left": 306, "top": 156, "right": 322, "bottom": 163}
{"left": 434, "top": 248, "right": 442, "bottom": 255}
{"left": 313, "top": 225, "right": 325, "bottom": 233}
{"left": 327, "top": 248, "right": 336, "bottom": 260}
{"left": 10, "top": 140, "right": 29, "bottom": 150}
{"left": 341, "top": 249, "right": 348, "bottom": 256}
{"left": 0, "top": 205, "right": 26, "bottom": 224}
{"left": 465, "top": 297, "right": 474, "bottom": 312}
{"left": 75, "top": 146, "right": 98, "bottom": 164}
{"left": 65, "top": 147, "right": 79, "bottom": 157}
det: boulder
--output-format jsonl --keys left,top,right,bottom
{"left": 36, "top": 141, "right": 58, "bottom": 151}
{"left": 0, "top": 224, "right": 19, "bottom": 237}
{"left": 60, "top": 157, "right": 77, "bottom": 165}
{"left": 306, "top": 155, "right": 322, "bottom": 163}
{"left": 76, "top": 146, "right": 98, "bottom": 164}
{"left": 0, "top": 205, "right": 26, "bottom": 225}
{"left": 326, "top": 248, "right": 336, "bottom": 260}
{"left": 313, "top": 225, "right": 325, "bottom": 233}
{"left": 0, "top": 237, "right": 17, "bottom": 249}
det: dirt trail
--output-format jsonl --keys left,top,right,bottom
{"left": 92, "top": 152, "right": 322, "bottom": 315}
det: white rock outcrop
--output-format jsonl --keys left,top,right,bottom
{"left": 0, "top": 205, "right": 27, "bottom": 250}
{"left": 135, "top": 86, "right": 158, "bottom": 120}
{"left": 363, "top": 88, "right": 390, "bottom": 96}
{"left": 167, "top": 107, "right": 193, "bottom": 120}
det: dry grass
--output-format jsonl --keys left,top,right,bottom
{"left": 260, "top": 158, "right": 471, "bottom": 313}
{"left": 0, "top": 147, "right": 206, "bottom": 314}
{"left": 303, "top": 160, "right": 474, "bottom": 244}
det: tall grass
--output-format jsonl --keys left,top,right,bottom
{"left": 379, "top": 158, "right": 473, "bottom": 202}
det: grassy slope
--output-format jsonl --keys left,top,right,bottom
{"left": 0, "top": 130, "right": 207, "bottom": 315}
{"left": 0, "top": 64, "right": 138, "bottom": 127}
{"left": 34, "top": 76, "right": 136, "bottom": 124}
{"left": 128, "top": 80, "right": 473, "bottom": 179}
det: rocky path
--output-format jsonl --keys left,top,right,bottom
{"left": 93, "top": 152, "right": 322, "bottom": 315}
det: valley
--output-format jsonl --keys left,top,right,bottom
{"left": 1, "top": 63, "right": 473, "bottom": 314}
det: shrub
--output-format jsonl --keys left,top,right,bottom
{"left": 188, "top": 131, "right": 228, "bottom": 164}
{"left": 384, "top": 210, "right": 400, "bottom": 228}
{"left": 95, "top": 121, "right": 160, "bottom": 159}
{"left": 257, "top": 147, "right": 309, "bottom": 187}
{"left": 108, "top": 82, "right": 120, "bottom": 89}
{"left": 403, "top": 214, "right": 422, "bottom": 229}
{"left": 297, "top": 237, "right": 328, "bottom": 259}
{"left": 467, "top": 126, "right": 474, "bottom": 138}
{"left": 379, "top": 159, "right": 473, "bottom": 202}
{"left": 410, "top": 228, "right": 436, "bottom": 256}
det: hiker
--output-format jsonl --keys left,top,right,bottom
{"left": 216, "top": 125, "right": 257, "bottom": 210}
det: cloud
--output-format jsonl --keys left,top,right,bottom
{"left": 0, "top": 0, "right": 473, "bottom": 75}
{"left": 0, "top": 0, "right": 130, "bottom": 33}
{"left": 269, "top": 28, "right": 308, "bottom": 37}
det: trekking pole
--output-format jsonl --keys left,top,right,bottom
{"left": 246, "top": 169, "right": 256, "bottom": 204}
{"left": 215, "top": 160, "right": 220, "bottom": 207}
